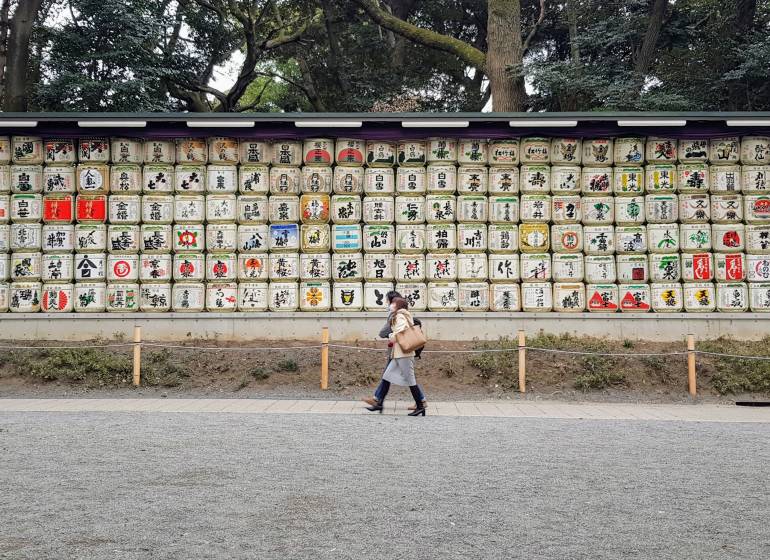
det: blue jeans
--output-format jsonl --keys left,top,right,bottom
{"left": 375, "top": 359, "right": 425, "bottom": 402}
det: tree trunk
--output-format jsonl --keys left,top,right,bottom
{"left": 728, "top": 0, "right": 756, "bottom": 110}
{"left": 485, "top": 0, "right": 526, "bottom": 112}
{"left": 0, "top": 0, "right": 11, "bottom": 104}
{"left": 563, "top": 0, "right": 582, "bottom": 111}
{"left": 634, "top": 0, "right": 667, "bottom": 77}
{"left": 3, "top": 0, "right": 44, "bottom": 111}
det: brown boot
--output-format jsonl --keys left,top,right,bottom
{"left": 408, "top": 401, "right": 428, "bottom": 411}
{"left": 362, "top": 397, "right": 379, "bottom": 406}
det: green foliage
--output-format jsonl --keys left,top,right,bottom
{"left": 574, "top": 356, "right": 626, "bottom": 391}
{"left": 250, "top": 368, "right": 270, "bottom": 381}
{"left": 275, "top": 358, "right": 299, "bottom": 372}
{"left": 698, "top": 337, "right": 770, "bottom": 395}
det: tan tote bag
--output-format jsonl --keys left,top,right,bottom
{"left": 395, "top": 312, "right": 427, "bottom": 353}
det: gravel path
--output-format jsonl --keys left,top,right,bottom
{"left": 1, "top": 412, "right": 768, "bottom": 559}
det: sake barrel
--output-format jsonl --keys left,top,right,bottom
{"left": 522, "top": 282, "right": 553, "bottom": 312}
{"left": 171, "top": 282, "right": 205, "bottom": 312}
{"left": 268, "top": 195, "right": 300, "bottom": 223}
{"left": 144, "top": 140, "right": 175, "bottom": 164}
{"left": 364, "top": 253, "right": 394, "bottom": 281}
{"left": 582, "top": 196, "right": 614, "bottom": 225}
{"left": 171, "top": 224, "right": 206, "bottom": 253}
{"left": 269, "top": 166, "right": 301, "bottom": 194}
{"left": 680, "top": 224, "right": 712, "bottom": 252}
{"left": 299, "top": 281, "right": 331, "bottom": 311}
{"left": 744, "top": 194, "right": 770, "bottom": 223}
{"left": 678, "top": 163, "right": 709, "bottom": 193}
{"left": 519, "top": 164, "right": 550, "bottom": 194}
{"left": 747, "top": 254, "right": 770, "bottom": 282}
{"left": 582, "top": 138, "right": 613, "bottom": 165}
{"left": 11, "top": 193, "right": 42, "bottom": 222}
{"left": 301, "top": 166, "right": 333, "bottom": 194}
{"left": 424, "top": 195, "right": 455, "bottom": 223}
{"left": 238, "top": 282, "right": 270, "bottom": 312}
{"left": 745, "top": 225, "right": 770, "bottom": 254}
{"left": 363, "top": 224, "right": 395, "bottom": 253}
{"left": 650, "top": 252, "right": 682, "bottom": 282}
{"left": 581, "top": 167, "right": 613, "bottom": 195}
{"left": 335, "top": 138, "right": 365, "bottom": 166}
{"left": 614, "top": 137, "right": 645, "bottom": 164}
{"left": 0, "top": 224, "right": 8, "bottom": 252}
{"left": 395, "top": 254, "right": 425, "bottom": 282}
{"left": 107, "top": 253, "right": 139, "bottom": 282}
{"left": 0, "top": 194, "right": 6, "bottom": 222}
{"left": 428, "top": 138, "right": 457, "bottom": 163}
{"left": 551, "top": 224, "right": 583, "bottom": 253}
{"left": 41, "top": 224, "right": 74, "bottom": 253}
{"left": 11, "top": 252, "right": 41, "bottom": 280}
{"left": 140, "top": 225, "right": 172, "bottom": 253}
{"left": 586, "top": 284, "right": 619, "bottom": 312}
{"left": 73, "top": 281, "right": 106, "bottom": 312}
{"left": 331, "top": 194, "right": 361, "bottom": 224}
{"left": 712, "top": 224, "right": 745, "bottom": 252}
{"left": 710, "top": 165, "right": 741, "bottom": 193}
{"left": 551, "top": 165, "right": 581, "bottom": 194}
{"left": 585, "top": 255, "right": 616, "bottom": 283}
{"left": 488, "top": 254, "right": 519, "bottom": 282}
{"left": 426, "top": 164, "right": 456, "bottom": 193}
{"left": 239, "top": 165, "right": 269, "bottom": 194}
{"left": 553, "top": 282, "right": 585, "bottom": 312}
{"left": 679, "top": 139, "right": 709, "bottom": 162}
{"left": 300, "top": 224, "right": 331, "bottom": 253}
{"left": 716, "top": 282, "right": 748, "bottom": 312}
{"left": 682, "top": 253, "right": 714, "bottom": 282}
{"left": 237, "top": 224, "right": 269, "bottom": 253}
{"left": 206, "top": 223, "right": 238, "bottom": 252}
{"left": 366, "top": 141, "right": 396, "bottom": 167}
{"left": 76, "top": 164, "right": 109, "bottom": 194}
{"left": 520, "top": 194, "right": 551, "bottom": 223}
{"left": 364, "top": 282, "right": 395, "bottom": 311}
{"left": 207, "top": 137, "right": 239, "bottom": 165}
{"left": 364, "top": 168, "right": 395, "bottom": 194}
{"left": 205, "top": 194, "right": 237, "bottom": 223}
{"left": 615, "top": 226, "right": 647, "bottom": 253}
{"left": 457, "top": 195, "right": 486, "bottom": 223}
{"left": 645, "top": 138, "right": 677, "bottom": 163}
{"left": 715, "top": 252, "right": 746, "bottom": 282}
{"left": 139, "top": 253, "right": 174, "bottom": 282}
{"left": 141, "top": 195, "right": 173, "bottom": 224}
{"left": 457, "top": 223, "right": 486, "bottom": 253}
{"left": 111, "top": 138, "right": 144, "bottom": 164}
{"left": 426, "top": 224, "right": 457, "bottom": 253}
{"left": 427, "top": 281, "right": 458, "bottom": 311}
{"left": 648, "top": 223, "right": 680, "bottom": 253}
{"left": 397, "top": 140, "right": 427, "bottom": 166}
{"left": 551, "top": 195, "right": 581, "bottom": 224}
{"left": 42, "top": 254, "right": 74, "bottom": 282}
{"left": 488, "top": 196, "right": 519, "bottom": 224}
{"left": 650, "top": 283, "right": 683, "bottom": 312}
{"left": 617, "top": 254, "right": 649, "bottom": 283}
{"left": 43, "top": 165, "right": 76, "bottom": 193}
{"left": 75, "top": 194, "right": 107, "bottom": 224}
{"left": 8, "top": 281, "right": 42, "bottom": 312}
{"left": 488, "top": 166, "right": 519, "bottom": 194}
{"left": 206, "top": 252, "right": 237, "bottom": 281}
{"left": 457, "top": 253, "right": 488, "bottom": 281}
{"left": 206, "top": 165, "right": 238, "bottom": 193}
{"left": 174, "top": 164, "right": 206, "bottom": 192}
{"left": 107, "top": 225, "right": 140, "bottom": 253}
{"left": 395, "top": 224, "right": 426, "bottom": 254}
{"left": 457, "top": 139, "right": 488, "bottom": 165}
{"left": 490, "top": 283, "right": 521, "bottom": 311}
{"left": 552, "top": 254, "right": 584, "bottom": 282}
{"left": 749, "top": 283, "right": 770, "bottom": 311}
{"left": 175, "top": 194, "right": 206, "bottom": 224}
{"left": 238, "top": 140, "right": 270, "bottom": 165}
{"left": 741, "top": 137, "right": 770, "bottom": 164}
{"left": 300, "top": 193, "right": 331, "bottom": 224}
{"left": 645, "top": 164, "right": 677, "bottom": 192}
{"left": 614, "top": 166, "right": 644, "bottom": 196}
{"left": 618, "top": 284, "right": 651, "bottom": 312}
{"left": 206, "top": 282, "right": 238, "bottom": 312}
{"left": 106, "top": 282, "right": 139, "bottom": 311}
{"left": 110, "top": 164, "right": 142, "bottom": 193}
{"left": 614, "top": 197, "right": 645, "bottom": 225}
{"left": 237, "top": 253, "right": 268, "bottom": 281}
{"left": 710, "top": 137, "right": 740, "bottom": 164}
{"left": 173, "top": 253, "right": 206, "bottom": 282}
{"left": 742, "top": 165, "right": 770, "bottom": 193}
{"left": 11, "top": 165, "right": 43, "bottom": 193}
{"left": 550, "top": 138, "right": 581, "bottom": 164}
{"left": 332, "top": 224, "right": 363, "bottom": 253}
{"left": 458, "top": 282, "right": 489, "bottom": 311}
{"left": 139, "top": 283, "right": 171, "bottom": 312}
{"left": 394, "top": 167, "right": 426, "bottom": 195}
{"left": 645, "top": 194, "right": 678, "bottom": 223}
{"left": 711, "top": 194, "right": 743, "bottom": 223}
{"left": 268, "top": 252, "right": 300, "bottom": 282}
{"left": 108, "top": 195, "right": 140, "bottom": 225}
{"left": 334, "top": 166, "right": 365, "bottom": 194}
{"left": 12, "top": 136, "right": 44, "bottom": 164}
{"left": 487, "top": 224, "right": 518, "bottom": 253}
{"left": 519, "top": 223, "right": 549, "bottom": 253}
{"left": 332, "top": 281, "right": 364, "bottom": 311}
{"left": 77, "top": 138, "right": 109, "bottom": 164}
{"left": 0, "top": 137, "right": 8, "bottom": 165}
{"left": 75, "top": 223, "right": 106, "bottom": 252}
{"left": 10, "top": 223, "right": 41, "bottom": 251}
{"left": 679, "top": 193, "right": 710, "bottom": 223}
{"left": 457, "top": 166, "right": 487, "bottom": 194}
{"left": 520, "top": 137, "right": 549, "bottom": 164}
{"left": 520, "top": 253, "right": 551, "bottom": 282}
{"left": 395, "top": 282, "right": 427, "bottom": 311}
{"left": 489, "top": 140, "right": 519, "bottom": 166}
{"left": 683, "top": 282, "right": 716, "bottom": 312}
{"left": 584, "top": 226, "right": 615, "bottom": 255}
{"left": 268, "top": 223, "right": 300, "bottom": 252}
{"left": 176, "top": 138, "right": 207, "bottom": 164}
{"left": 142, "top": 164, "right": 174, "bottom": 192}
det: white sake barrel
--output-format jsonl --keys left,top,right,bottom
{"left": 614, "top": 137, "right": 645, "bottom": 164}
{"left": 615, "top": 226, "right": 647, "bottom": 253}
{"left": 710, "top": 137, "right": 740, "bottom": 164}
{"left": 650, "top": 283, "right": 683, "bottom": 312}
{"left": 364, "top": 168, "right": 395, "bottom": 195}
{"left": 300, "top": 224, "right": 331, "bottom": 253}
{"left": 174, "top": 194, "right": 206, "bottom": 224}
{"left": 207, "top": 137, "right": 238, "bottom": 165}
{"left": 617, "top": 254, "right": 648, "bottom": 283}
{"left": 237, "top": 253, "right": 269, "bottom": 281}
{"left": 457, "top": 195, "right": 486, "bottom": 223}
{"left": 711, "top": 194, "right": 743, "bottom": 223}
{"left": 111, "top": 138, "right": 143, "bottom": 164}
{"left": 395, "top": 254, "right": 425, "bottom": 282}
{"left": 488, "top": 196, "right": 518, "bottom": 224}
{"left": 745, "top": 225, "right": 770, "bottom": 253}
{"left": 678, "top": 163, "right": 709, "bottom": 193}
{"left": 144, "top": 140, "right": 175, "bottom": 164}
{"left": 332, "top": 281, "right": 364, "bottom": 311}
{"left": 679, "top": 139, "right": 708, "bottom": 162}
{"left": 581, "top": 167, "right": 613, "bottom": 195}
{"left": 710, "top": 165, "right": 741, "bottom": 192}
{"left": 716, "top": 282, "right": 748, "bottom": 312}
{"left": 205, "top": 282, "right": 238, "bottom": 312}
{"left": 41, "top": 224, "right": 74, "bottom": 252}
{"left": 744, "top": 194, "right": 770, "bottom": 223}
{"left": 41, "top": 254, "right": 73, "bottom": 282}
{"left": 712, "top": 224, "right": 745, "bottom": 252}
{"left": 582, "top": 138, "right": 613, "bottom": 165}
{"left": 238, "top": 140, "right": 270, "bottom": 165}
{"left": 749, "top": 283, "right": 770, "bottom": 311}
{"left": 12, "top": 136, "right": 44, "bottom": 164}
{"left": 301, "top": 166, "right": 333, "bottom": 194}
{"left": 614, "top": 166, "right": 644, "bottom": 195}
{"left": 741, "top": 137, "right": 770, "bottom": 164}
{"left": 237, "top": 224, "right": 268, "bottom": 253}
{"left": 300, "top": 193, "right": 331, "bottom": 224}
{"left": 645, "top": 138, "right": 677, "bottom": 162}
{"left": 43, "top": 138, "right": 76, "bottom": 165}
{"left": 107, "top": 253, "right": 139, "bottom": 282}
{"left": 42, "top": 193, "right": 74, "bottom": 224}
{"left": 139, "top": 283, "right": 171, "bottom": 312}
{"left": 520, "top": 194, "right": 551, "bottom": 222}
{"left": 457, "top": 253, "right": 488, "bottom": 281}
{"left": 139, "top": 254, "right": 172, "bottom": 282}
{"left": 519, "top": 164, "right": 550, "bottom": 193}
{"left": 742, "top": 165, "right": 770, "bottom": 193}
{"left": 362, "top": 224, "right": 395, "bottom": 253}
{"left": 43, "top": 165, "right": 76, "bottom": 193}
{"left": 645, "top": 164, "right": 676, "bottom": 192}
{"left": 11, "top": 193, "right": 42, "bottom": 222}
{"left": 206, "top": 253, "right": 237, "bottom": 281}
{"left": 551, "top": 165, "right": 581, "bottom": 193}
{"left": 582, "top": 196, "right": 614, "bottom": 225}
{"left": 331, "top": 195, "right": 362, "bottom": 224}
{"left": 585, "top": 255, "right": 616, "bottom": 283}
{"left": 488, "top": 140, "right": 519, "bottom": 166}
{"left": 75, "top": 223, "right": 106, "bottom": 252}
{"left": 394, "top": 282, "right": 427, "bottom": 311}
{"left": 648, "top": 223, "right": 680, "bottom": 253}
{"left": 397, "top": 141, "right": 427, "bottom": 166}
{"left": 0, "top": 137, "right": 8, "bottom": 165}
{"left": 172, "top": 282, "right": 205, "bottom": 312}
{"left": 649, "top": 253, "right": 680, "bottom": 282}
{"left": 76, "top": 164, "right": 109, "bottom": 194}
{"left": 9, "top": 281, "right": 42, "bottom": 312}
{"left": 428, "top": 138, "right": 457, "bottom": 163}
{"left": 457, "top": 223, "right": 486, "bottom": 253}
{"left": 679, "top": 193, "right": 710, "bottom": 223}
{"left": 552, "top": 253, "right": 584, "bottom": 282}
{"left": 519, "top": 223, "right": 549, "bottom": 253}
{"left": 238, "top": 282, "right": 270, "bottom": 312}
{"left": 334, "top": 166, "right": 365, "bottom": 194}
{"left": 426, "top": 281, "right": 458, "bottom": 311}
{"left": 551, "top": 195, "right": 581, "bottom": 224}
{"left": 105, "top": 282, "right": 139, "bottom": 311}
{"left": 270, "top": 166, "right": 301, "bottom": 194}
{"left": 364, "top": 253, "right": 394, "bottom": 281}
{"left": 551, "top": 224, "right": 583, "bottom": 253}
{"left": 489, "top": 166, "right": 519, "bottom": 194}
{"left": 364, "top": 282, "right": 395, "bottom": 311}
{"left": 457, "top": 139, "right": 487, "bottom": 165}
{"left": 682, "top": 253, "right": 714, "bottom": 282}
{"left": 586, "top": 284, "right": 619, "bottom": 312}
{"left": 108, "top": 195, "right": 140, "bottom": 225}
{"left": 0, "top": 224, "right": 8, "bottom": 252}
{"left": 490, "top": 283, "right": 521, "bottom": 311}
{"left": 206, "top": 165, "right": 238, "bottom": 193}
{"left": 520, "top": 253, "right": 551, "bottom": 282}
{"left": 456, "top": 166, "right": 487, "bottom": 194}
{"left": 271, "top": 141, "right": 302, "bottom": 167}
{"left": 332, "top": 224, "right": 362, "bottom": 253}
{"left": 11, "top": 165, "right": 43, "bottom": 193}
{"left": 363, "top": 194, "right": 395, "bottom": 223}
{"left": 335, "top": 138, "right": 365, "bottom": 166}
{"left": 298, "top": 281, "right": 331, "bottom": 311}
{"left": 268, "top": 195, "right": 300, "bottom": 223}
{"left": 618, "top": 283, "right": 651, "bottom": 312}
{"left": 426, "top": 164, "right": 456, "bottom": 194}
{"left": 550, "top": 138, "right": 581, "bottom": 164}
{"left": 584, "top": 226, "right": 615, "bottom": 255}
{"left": 110, "top": 164, "right": 142, "bottom": 194}
{"left": 458, "top": 282, "right": 490, "bottom": 311}
{"left": 645, "top": 194, "right": 678, "bottom": 223}
{"left": 520, "top": 137, "right": 550, "bottom": 164}
{"left": 424, "top": 194, "right": 455, "bottom": 223}
{"left": 176, "top": 138, "right": 207, "bottom": 164}
{"left": 142, "top": 164, "right": 173, "bottom": 193}
{"left": 395, "top": 224, "right": 426, "bottom": 254}
{"left": 142, "top": 195, "right": 173, "bottom": 224}
{"left": 239, "top": 165, "right": 269, "bottom": 194}
{"left": 74, "top": 252, "right": 105, "bottom": 281}
{"left": 426, "top": 224, "right": 457, "bottom": 253}
{"left": 206, "top": 194, "right": 237, "bottom": 223}
{"left": 268, "top": 223, "right": 300, "bottom": 252}
{"left": 488, "top": 224, "right": 518, "bottom": 253}
{"left": 683, "top": 282, "right": 716, "bottom": 312}
{"left": 10, "top": 223, "right": 41, "bottom": 251}
{"left": 715, "top": 253, "right": 746, "bottom": 282}
{"left": 140, "top": 225, "right": 171, "bottom": 254}
{"left": 73, "top": 281, "right": 106, "bottom": 312}
{"left": 268, "top": 252, "right": 300, "bottom": 281}
{"left": 366, "top": 141, "right": 396, "bottom": 167}
{"left": 173, "top": 253, "right": 205, "bottom": 282}
{"left": 488, "top": 254, "right": 519, "bottom": 283}
{"left": 747, "top": 254, "right": 770, "bottom": 282}
{"left": 522, "top": 282, "right": 553, "bottom": 312}
{"left": 553, "top": 282, "right": 585, "bottom": 312}
{"left": 615, "top": 197, "right": 645, "bottom": 225}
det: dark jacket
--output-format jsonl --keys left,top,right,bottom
{"left": 380, "top": 311, "right": 423, "bottom": 358}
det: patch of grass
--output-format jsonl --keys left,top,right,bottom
{"left": 275, "top": 358, "right": 299, "bottom": 372}
{"left": 468, "top": 352, "right": 497, "bottom": 377}
{"left": 574, "top": 356, "right": 625, "bottom": 391}
{"left": 250, "top": 368, "right": 270, "bottom": 381}
{"left": 27, "top": 348, "right": 133, "bottom": 386}
{"left": 622, "top": 339, "right": 634, "bottom": 349}
{"left": 235, "top": 378, "right": 250, "bottom": 391}
{"left": 698, "top": 337, "right": 770, "bottom": 395}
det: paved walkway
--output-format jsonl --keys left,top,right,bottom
{"left": 1, "top": 398, "right": 768, "bottom": 423}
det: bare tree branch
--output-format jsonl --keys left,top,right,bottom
{"left": 521, "top": 0, "right": 545, "bottom": 53}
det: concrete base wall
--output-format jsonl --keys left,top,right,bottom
{"left": 1, "top": 312, "right": 770, "bottom": 342}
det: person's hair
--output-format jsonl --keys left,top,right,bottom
{"left": 386, "top": 290, "right": 402, "bottom": 303}
{"left": 392, "top": 297, "right": 409, "bottom": 312}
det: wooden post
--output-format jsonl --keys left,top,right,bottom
{"left": 320, "top": 326, "right": 329, "bottom": 390}
{"left": 687, "top": 334, "right": 696, "bottom": 397}
{"left": 518, "top": 329, "right": 526, "bottom": 393}
{"left": 132, "top": 326, "right": 142, "bottom": 387}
